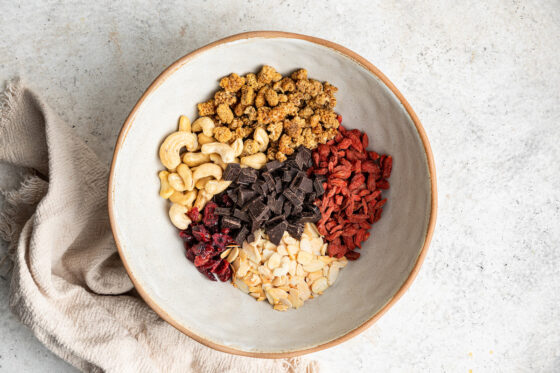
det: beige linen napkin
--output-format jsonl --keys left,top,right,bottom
{"left": 0, "top": 80, "right": 319, "bottom": 373}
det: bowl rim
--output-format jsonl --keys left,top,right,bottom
{"left": 108, "top": 31, "right": 438, "bottom": 358}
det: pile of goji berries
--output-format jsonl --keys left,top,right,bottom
{"left": 309, "top": 118, "right": 392, "bottom": 260}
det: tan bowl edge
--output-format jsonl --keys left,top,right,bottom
{"left": 108, "top": 31, "right": 438, "bottom": 359}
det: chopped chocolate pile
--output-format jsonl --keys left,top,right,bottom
{"left": 214, "top": 146, "right": 324, "bottom": 245}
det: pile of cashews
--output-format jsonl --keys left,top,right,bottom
{"left": 158, "top": 115, "right": 269, "bottom": 230}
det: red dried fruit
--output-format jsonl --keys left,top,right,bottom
{"left": 309, "top": 121, "right": 391, "bottom": 261}
{"left": 382, "top": 155, "right": 393, "bottom": 179}
{"left": 187, "top": 207, "right": 200, "bottom": 222}
{"left": 192, "top": 225, "right": 211, "bottom": 242}
{"left": 337, "top": 114, "right": 343, "bottom": 124}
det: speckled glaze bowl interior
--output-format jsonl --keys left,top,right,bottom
{"left": 108, "top": 32, "right": 436, "bottom": 358}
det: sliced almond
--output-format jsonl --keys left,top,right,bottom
{"left": 320, "top": 243, "right": 328, "bottom": 256}
{"left": 328, "top": 264, "right": 339, "bottom": 285}
{"left": 303, "top": 260, "right": 324, "bottom": 273}
{"left": 311, "top": 277, "right": 328, "bottom": 294}
{"left": 310, "top": 237, "right": 324, "bottom": 255}
{"left": 226, "top": 246, "right": 239, "bottom": 263}
{"left": 258, "top": 265, "right": 273, "bottom": 279}
{"left": 273, "top": 276, "right": 287, "bottom": 287}
{"left": 279, "top": 297, "right": 293, "bottom": 308}
{"left": 297, "top": 280, "right": 311, "bottom": 301}
{"left": 276, "top": 244, "right": 288, "bottom": 256}
{"left": 273, "top": 265, "right": 289, "bottom": 277}
{"left": 297, "top": 251, "right": 313, "bottom": 265}
{"left": 288, "top": 290, "right": 304, "bottom": 309}
{"left": 318, "top": 255, "right": 334, "bottom": 264}
{"left": 267, "top": 252, "right": 281, "bottom": 269}
{"left": 237, "top": 259, "right": 249, "bottom": 278}
{"left": 245, "top": 244, "right": 261, "bottom": 264}
{"left": 304, "top": 222, "right": 320, "bottom": 238}
{"left": 234, "top": 277, "right": 249, "bottom": 293}
{"left": 220, "top": 248, "right": 232, "bottom": 259}
{"left": 288, "top": 259, "right": 297, "bottom": 276}
{"left": 283, "top": 235, "right": 297, "bottom": 246}
{"left": 299, "top": 237, "right": 312, "bottom": 253}
{"left": 267, "top": 287, "right": 288, "bottom": 301}
{"left": 296, "top": 263, "right": 306, "bottom": 276}
{"left": 273, "top": 304, "right": 289, "bottom": 311}
{"left": 262, "top": 248, "right": 274, "bottom": 261}
{"left": 308, "top": 270, "right": 323, "bottom": 282}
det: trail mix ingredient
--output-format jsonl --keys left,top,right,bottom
{"left": 310, "top": 123, "right": 392, "bottom": 260}
{"left": 214, "top": 146, "right": 324, "bottom": 246}
{"left": 197, "top": 65, "right": 340, "bottom": 162}
{"left": 179, "top": 201, "right": 240, "bottom": 282}
{"left": 230, "top": 223, "right": 347, "bottom": 311}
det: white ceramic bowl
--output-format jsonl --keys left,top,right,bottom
{"left": 108, "top": 31, "right": 437, "bottom": 358}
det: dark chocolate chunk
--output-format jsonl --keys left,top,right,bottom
{"left": 237, "top": 168, "right": 258, "bottom": 184}
{"left": 254, "top": 179, "right": 267, "bottom": 194}
{"left": 296, "top": 175, "right": 313, "bottom": 193}
{"left": 287, "top": 222, "right": 304, "bottom": 239}
{"left": 265, "top": 215, "right": 285, "bottom": 228}
{"left": 233, "top": 208, "right": 249, "bottom": 222}
{"left": 248, "top": 199, "right": 269, "bottom": 221}
{"left": 282, "top": 169, "right": 297, "bottom": 182}
{"left": 305, "top": 192, "right": 317, "bottom": 204}
{"left": 214, "top": 207, "right": 232, "bottom": 216}
{"left": 267, "top": 220, "right": 288, "bottom": 245}
{"left": 313, "top": 178, "right": 325, "bottom": 196}
{"left": 221, "top": 216, "right": 242, "bottom": 229}
{"left": 238, "top": 188, "right": 256, "bottom": 206}
{"left": 265, "top": 160, "right": 283, "bottom": 172}
{"left": 246, "top": 232, "right": 255, "bottom": 244}
{"left": 227, "top": 188, "right": 239, "bottom": 203}
{"left": 223, "top": 163, "right": 241, "bottom": 181}
{"left": 234, "top": 226, "right": 249, "bottom": 244}
{"left": 282, "top": 188, "right": 301, "bottom": 206}
{"left": 262, "top": 172, "right": 276, "bottom": 192}
{"left": 275, "top": 179, "right": 283, "bottom": 194}
{"left": 283, "top": 200, "right": 292, "bottom": 217}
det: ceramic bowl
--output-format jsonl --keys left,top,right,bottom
{"left": 108, "top": 31, "right": 437, "bottom": 358}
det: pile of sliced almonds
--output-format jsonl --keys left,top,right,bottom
{"left": 230, "top": 222, "right": 347, "bottom": 311}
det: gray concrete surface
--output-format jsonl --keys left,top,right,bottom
{"left": 1, "top": 0, "right": 559, "bottom": 372}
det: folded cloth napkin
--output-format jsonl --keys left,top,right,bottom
{"left": 0, "top": 80, "right": 319, "bottom": 373}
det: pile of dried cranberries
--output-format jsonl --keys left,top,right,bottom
{"left": 179, "top": 202, "right": 236, "bottom": 282}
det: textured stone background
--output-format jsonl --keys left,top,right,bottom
{"left": 1, "top": 0, "right": 559, "bottom": 372}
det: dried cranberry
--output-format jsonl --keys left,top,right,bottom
{"left": 190, "top": 242, "right": 205, "bottom": 256}
{"left": 194, "top": 253, "right": 210, "bottom": 267}
{"left": 187, "top": 207, "right": 200, "bottom": 222}
{"left": 185, "top": 248, "right": 195, "bottom": 262}
{"left": 214, "top": 260, "right": 232, "bottom": 282}
{"left": 192, "top": 225, "right": 211, "bottom": 242}
{"left": 203, "top": 213, "right": 219, "bottom": 228}
{"left": 198, "top": 258, "right": 220, "bottom": 272}
{"left": 197, "top": 267, "right": 217, "bottom": 281}
{"left": 179, "top": 231, "right": 195, "bottom": 245}
{"left": 212, "top": 233, "right": 230, "bottom": 249}
{"left": 220, "top": 193, "right": 233, "bottom": 207}
{"left": 220, "top": 227, "right": 231, "bottom": 235}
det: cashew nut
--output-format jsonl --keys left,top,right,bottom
{"left": 194, "top": 189, "right": 212, "bottom": 211}
{"left": 158, "top": 170, "right": 174, "bottom": 199}
{"left": 178, "top": 115, "right": 191, "bottom": 132}
{"left": 169, "top": 189, "right": 197, "bottom": 208}
{"left": 159, "top": 131, "right": 198, "bottom": 169}
{"left": 231, "top": 138, "right": 244, "bottom": 157}
{"left": 201, "top": 142, "right": 235, "bottom": 163}
{"left": 205, "top": 180, "right": 232, "bottom": 195}
{"left": 192, "top": 117, "right": 214, "bottom": 135}
{"left": 209, "top": 153, "right": 227, "bottom": 170}
{"left": 168, "top": 173, "right": 187, "bottom": 191}
{"left": 177, "top": 163, "right": 194, "bottom": 191}
{"left": 192, "top": 163, "right": 222, "bottom": 184}
{"left": 198, "top": 133, "right": 215, "bottom": 146}
{"left": 240, "top": 152, "right": 267, "bottom": 169}
{"left": 253, "top": 127, "right": 269, "bottom": 152}
{"left": 195, "top": 176, "right": 213, "bottom": 189}
{"left": 169, "top": 203, "right": 192, "bottom": 230}
{"left": 182, "top": 152, "right": 211, "bottom": 167}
